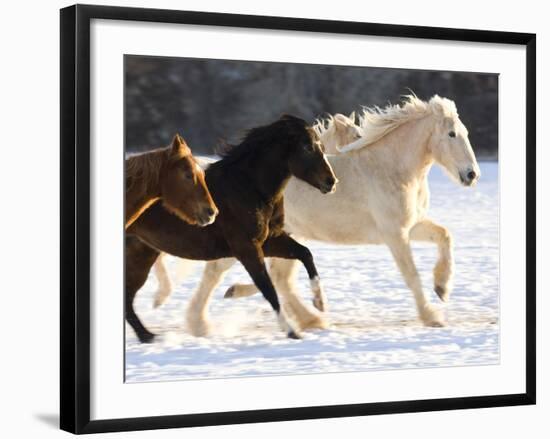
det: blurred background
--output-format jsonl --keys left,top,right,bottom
{"left": 125, "top": 55, "right": 498, "bottom": 158}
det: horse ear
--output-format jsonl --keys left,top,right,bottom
{"left": 333, "top": 114, "right": 348, "bottom": 130}
{"left": 349, "top": 111, "right": 356, "bottom": 123}
{"left": 171, "top": 134, "right": 190, "bottom": 156}
{"left": 334, "top": 114, "right": 346, "bottom": 123}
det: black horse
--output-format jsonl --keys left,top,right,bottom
{"left": 126, "top": 115, "right": 338, "bottom": 342}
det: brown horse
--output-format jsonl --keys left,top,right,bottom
{"left": 126, "top": 115, "right": 338, "bottom": 342}
{"left": 125, "top": 134, "right": 218, "bottom": 229}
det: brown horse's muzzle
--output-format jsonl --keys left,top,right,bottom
{"left": 196, "top": 205, "right": 218, "bottom": 227}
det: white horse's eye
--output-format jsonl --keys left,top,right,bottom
{"left": 449, "top": 131, "right": 456, "bottom": 138}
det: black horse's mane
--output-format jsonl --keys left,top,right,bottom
{"left": 214, "top": 115, "right": 309, "bottom": 166}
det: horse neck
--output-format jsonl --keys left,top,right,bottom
{"left": 320, "top": 129, "right": 340, "bottom": 154}
{"left": 358, "top": 115, "right": 435, "bottom": 184}
{"left": 243, "top": 145, "right": 292, "bottom": 202}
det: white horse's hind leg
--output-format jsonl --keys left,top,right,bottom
{"left": 410, "top": 219, "right": 454, "bottom": 302}
{"left": 384, "top": 233, "right": 446, "bottom": 327}
{"left": 224, "top": 283, "right": 258, "bottom": 299}
{"left": 186, "top": 258, "right": 237, "bottom": 336}
{"left": 269, "top": 258, "right": 328, "bottom": 330}
{"left": 153, "top": 253, "right": 173, "bottom": 308}
{"left": 226, "top": 261, "right": 328, "bottom": 310}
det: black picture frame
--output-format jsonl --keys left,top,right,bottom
{"left": 60, "top": 4, "right": 536, "bottom": 434}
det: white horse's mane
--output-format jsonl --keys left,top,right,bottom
{"left": 311, "top": 112, "right": 355, "bottom": 139}
{"left": 312, "top": 115, "right": 336, "bottom": 138}
{"left": 339, "top": 94, "right": 458, "bottom": 152}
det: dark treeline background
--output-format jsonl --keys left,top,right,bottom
{"left": 125, "top": 55, "right": 498, "bottom": 158}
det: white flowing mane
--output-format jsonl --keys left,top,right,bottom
{"left": 339, "top": 94, "right": 458, "bottom": 152}
{"left": 312, "top": 112, "right": 356, "bottom": 136}
{"left": 311, "top": 115, "right": 335, "bottom": 138}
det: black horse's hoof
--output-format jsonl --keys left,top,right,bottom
{"left": 287, "top": 330, "right": 302, "bottom": 340}
{"left": 224, "top": 286, "right": 235, "bottom": 299}
{"left": 139, "top": 332, "right": 156, "bottom": 344}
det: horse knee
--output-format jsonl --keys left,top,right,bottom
{"left": 298, "top": 246, "right": 313, "bottom": 263}
{"left": 440, "top": 228, "right": 452, "bottom": 247}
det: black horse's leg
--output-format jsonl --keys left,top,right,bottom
{"left": 263, "top": 233, "right": 318, "bottom": 278}
{"left": 234, "top": 244, "right": 300, "bottom": 339}
{"left": 125, "top": 235, "right": 160, "bottom": 343}
{"left": 263, "top": 233, "right": 327, "bottom": 312}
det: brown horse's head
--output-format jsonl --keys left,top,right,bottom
{"left": 161, "top": 134, "right": 218, "bottom": 226}
{"left": 285, "top": 117, "right": 338, "bottom": 194}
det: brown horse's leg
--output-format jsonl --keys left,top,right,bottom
{"left": 125, "top": 235, "right": 160, "bottom": 343}
{"left": 262, "top": 233, "right": 327, "bottom": 312}
{"left": 233, "top": 244, "right": 300, "bottom": 339}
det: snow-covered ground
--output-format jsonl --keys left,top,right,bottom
{"left": 126, "top": 162, "right": 499, "bottom": 383}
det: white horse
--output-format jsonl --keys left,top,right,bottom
{"left": 157, "top": 95, "right": 480, "bottom": 336}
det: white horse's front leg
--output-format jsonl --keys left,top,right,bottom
{"left": 224, "top": 258, "right": 327, "bottom": 330}
{"left": 186, "top": 258, "right": 237, "bottom": 336}
{"left": 269, "top": 258, "right": 328, "bottom": 330}
{"left": 384, "top": 233, "right": 446, "bottom": 327}
{"left": 153, "top": 253, "right": 173, "bottom": 308}
{"left": 410, "top": 219, "right": 454, "bottom": 302}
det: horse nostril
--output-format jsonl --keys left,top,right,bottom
{"left": 325, "top": 177, "right": 335, "bottom": 187}
{"left": 204, "top": 207, "right": 215, "bottom": 217}
{"left": 467, "top": 170, "right": 477, "bottom": 181}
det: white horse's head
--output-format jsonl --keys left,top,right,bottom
{"left": 333, "top": 112, "right": 363, "bottom": 141}
{"left": 313, "top": 113, "right": 363, "bottom": 154}
{"left": 428, "top": 96, "right": 481, "bottom": 187}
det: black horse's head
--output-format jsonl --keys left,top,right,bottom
{"left": 279, "top": 114, "right": 338, "bottom": 194}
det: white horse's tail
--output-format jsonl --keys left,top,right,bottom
{"left": 152, "top": 254, "right": 195, "bottom": 308}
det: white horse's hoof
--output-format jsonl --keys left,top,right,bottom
{"left": 278, "top": 312, "right": 301, "bottom": 339}
{"left": 224, "top": 284, "right": 257, "bottom": 299}
{"left": 301, "top": 313, "right": 329, "bottom": 330}
{"left": 187, "top": 315, "right": 211, "bottom": 337}
{"left": 287, "top": 329, "right": 302, "bottom": 339}
{"left": 224, "top": 286, "right": 235, "bottom": 299}
{"left": 434, "top": 285, "right": 450, "bottom": 302}
{"left": 420, "top": 303, "right": 446, "bottom": 327}
{"left": 426, "top": 319, "right": 446, "bottom": 328}
{"left": 312, "top": 297, "right": 327, "bottom": 312}
{"left": 310, "top": 277, "right": 328, "bottom": 312}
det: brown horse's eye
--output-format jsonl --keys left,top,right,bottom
{"left": 449, "top": 131, "right": 456, "bottom": 138}
{"left": 179, "top": 168, "right": 193, "bottom": 180}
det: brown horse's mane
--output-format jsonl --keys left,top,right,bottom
{"left": 126, "top": 142, "right": 191, "bottom": 193}
{"left": 126, "top": 148, "right": 164, "bottom": 192}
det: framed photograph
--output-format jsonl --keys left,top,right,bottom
{"left": 60, "top": 4, "right": 536, "bottom": 434}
